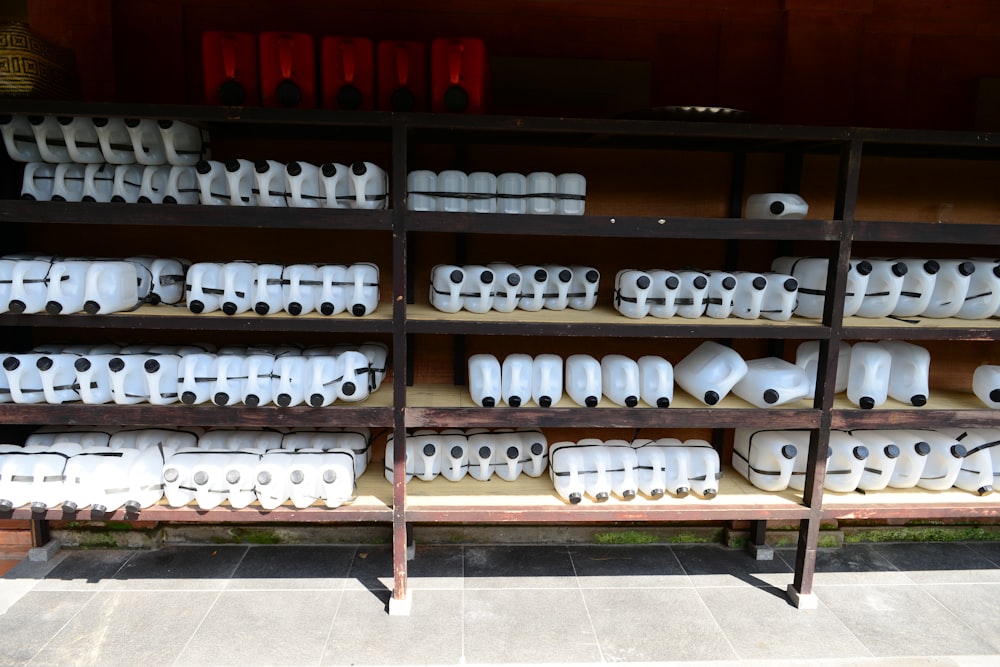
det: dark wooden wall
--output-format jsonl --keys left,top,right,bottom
{"left": 26, "top": 0, "right": 1000, "bottom": 130}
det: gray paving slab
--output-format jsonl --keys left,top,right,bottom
{"left": 175, "top": 589, "right": 343, "bottom": 667}
{"left": 778, "top": 543, "right": 914, "bottom": 586}
{"left": 462, "top": 587, "right": 603, "bottom": 663}
{"left": 867, "top": 542, "right": 1000, "bottom": 584}
{"left": 919, "top": 583, "right": 1000, "bottom": 653}
{"left": 672, "top": 543, "right": 795, "bottom": 589}
{"left": 345, "top": 543, "right": 464, "bottom": 592}
{"left": 31, "top": 549, "right": 135, "bottom": 591}
{"left": 27, "top": 590, "right": 217, "bottom": 667}
{"left": 818, "top": 584, "right": 998, "bottom": 657}
{"left": 0, "top": 591, "right": 96, "bottom": 665}
{"left": 464, "top": 544, "right": 576, "bottom": 589}
{"left": 569, "top": 544, "right": 692, "bottom": 588}
{"left": 227, "top": 544, "right": 356, "bottom": 590}
{"left": 698, "top": 585, "right": 871, "bottom": 661}
{"left": 321, "top": 589, "right": 464, "bottom": 665}
{"left": 104, "top": 545, "right": 247, "bottom": 591}
{"left": 582, "top": 586, "right": 739, "bottom": 662}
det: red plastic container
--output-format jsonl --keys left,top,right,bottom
{"left": 431, "top": 38, "right": 488, "bottom": 114}
{"left": 202, "top": 31, "right": 260, "bottom": 106}
{"left": 320, "top": 37, "right": 374, "bottom": 110}
{"left": 376, "top": 40, "right": 427, "bottom": 112}
{"left": 259, "top": 31, "right": 317, "bottom": 108}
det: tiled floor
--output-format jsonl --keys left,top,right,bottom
{"left": 2, "top": 541, "right": 1000, "bottom": 666}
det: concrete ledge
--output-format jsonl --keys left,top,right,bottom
{"left": 388, "top": 591, "right": 412, "bottom": 616}
{"left": 747, "top": 542, "right": 774, "bottom": 560}
{"left": 786, "top": 584, "right": 819, "bottom": 610}
{"left": 28, "top": 539, "right": 61, "bottom": 562}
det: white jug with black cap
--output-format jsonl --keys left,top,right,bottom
{"left": 44, "top": 259, "right": 90, "bottom": 314}
{"left": 210, "top": 354, "right": 245, "bottom": 407}
{"left": 282, "top": 264, "right": 319, "bottom": 316}
{"left": 732, "top": 357, "right": 810, "bottom": 408}
{"left": 601, "top": 354, "right": 640, "bottom": 408}
{"left": 223, "top": 158, "right": 257, "bottom": 206}
{"left": 430, "top": 264, "right": 465, "bottom": 313}
{"left": 705, "top": 270, "right": 736, "bottom": 319}
{"left": 251, "top": 263, "right": 284, "bottom": 315}
{"left": 889, "top": 258, "right": 939, "bottom": 317}
{"left": 823, "top": 430, "right": 869, "bottom": 493}
{"left": 856, "top": 259, "right": 907, "bottom": 318}
{"left": 913, "top": 429, "right": 966, "bottom": 491}
{"left": 195, "top": 159, "right": 230, "bottom": 205}
{"left": 252, "top": 159, "right": 288, "bottom": 207}
{"left": 974, "top": 365, "right": 1000, "bottom": 409}
{"left": 647, "top": 269, "right": 680, "bottom": 318}
{"left": 876, "top": 430, "right": 932, "bottom": 489}
{"left": 850, "top": 429, "right": 901, "bottom": 492}
{"left": 439, "top": 429, "right": 470, "bottom": 482}
{"left": 760, "top": 273, "right": 798, "bottom": 321}
{"left": 0, "top": 114, "right": 41, "bottom": 161}
{"left": 519, "top": 429, "right": 548, "bottom": 477}
{"left": 493, "top": 430, "right": 526, "bottom": 482}
{"left": 360, "top": 342, "right": 389, "bottom": 392}
{"left": 344, "top": 262, "right": 379, "bottom": 316}
{"left": 489, "top": 262, "right": 521, "bottom": 312}
{"left": 125, "top": 118, "right": 167, "bottom": 165}
{"left": 19, "top": 162, "right": 55, "bottom": 201}
{"left": 83, "top": 163, "right": 116, "bottom": 202}
{"left": 675, "top": 270, "right": 709, "bottom": 318}
{"left": 731, "top": 271, "right": 767, "bottom": 320}
{"left": 148, "top": 257, "right": 188, "bottom": 305}
{"left": 771, "top": 257, "right": 826, "bottom": 319}
{"left": 568, "top": 266, "right": 599, "bottom": 310}
{"left": 501, "top": 353, "right": 533, "bottom": 408}
{"left": 111, "top": 163, "right": 143, "bottom": 203}
{"left": 29, "top": 115, "right": 70, "bottom": 163}
{"left": 9, "top": 256, "right": 52, "bottom": 314}
{"left": 220, "top": 261, "right": 255, "bottom": 315}
{"left": 178, "top": 352, "right": 217, "bottom": 405}
{"left": 956, "top": 259, "right": 1000, "bottom": 319}
{"left": 795, "top": 340, "right": 851, "bottom": 399}
{"left": 108, "top": 351, "right": 151, "bottom": 405}
{"left": 542, "top": 265, "right": 573, "bottom": 311}
{"left": 336, "top": 350, "right": 371, "bottom": 403}
{"left": 518, "top": 265, "right": 549, "bottom": 312}
{"left": 240, "top": 351, "right": 276, "bottom": 407}
{"left": 272, "top": 353, "right": 307, "bottom": 407}
{"left": 58, "top": 116, "right": 103, "bottom": 163}
{"left": 467, "top": 430, "right": 496, "bottom": 481}
{"left": 923, "top": 259, "right": 975, "bottom": 318}
{"left": 843, "top": 259, "right": 873, "bottom": 318}
{"left": 83, "top": 260, "right": 142, "bottom": 315}
{"left": 138, "top": 164, "right": 170, "bottom": 203}
{"left": 313, "top": 264, "right": 347, "bottom": 316}
{"left": 638, "top": 355, "right": 673, "bottom": 408}
{"left": 285, "top": 160, "right": 322, "bottom": 208}
{"left": 745, "top": 193, "right": 809, "bottom": 219}
{"left": 882, "top": 340, "right": 930, "bottom": 407}
{"left": 36, "top": 351, "right": 81, "bottom": 404}
{"left": 52, "top": 163, "right": 85, "bottom": 202}
{"left": 468, "top": 354, "right": 501, "bottom": 408}
{"left": 565, "top": 353, "right": 602, "bottom": 408}
{"left": 93, "top": 116, "right": 135, "bottom": 164}
{"left": 846, "top": 342, "right": 892, "bottom": 409}
{"left": 158, "top": 119, "right": 206, "bottom": 166}
{"left": 463, "top": 264, "right": 496, "bottom": 314}
{"left": 732, "top": 429, "right": 800, "bottom": 492}
{"left": 940, "top": 428, "right": 996, "bottom": 496}
{"left": 674, "top": 341, "right": 748, "bottom": 406}
{"left": 163, "top": 165, "right": 200, "bottom": 204}
{"left": 74, "top": 349, "right": 119, "bottom": 405}
{"left": 186, "top": 261, "right": 224, "bottom": 314}
{"left": 614, "top": 269, "right": 652, "bottom": 318}
{"left": 348, "top": 161, "right": 388, "bottom": 210}
{"left": 531, "top": 353, "right": 563, "bottom": 408}
{"left": 142, "top": 352, "right": 181, "bottom": 406}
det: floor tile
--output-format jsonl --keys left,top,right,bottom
{"left": 779, "top": 544, "right": 913, "bottom": 586}
{"left": 227, "top": 545, "right": 356, "bottom": 590}
{"left": 962, "top": 541, "right": 1000, "bottom": 568}
{"left": 28, "top": 591, "right": 217, "bottom": 667}
{"left": 569, "top": 544, "right": 692, "bottom": 588}
{"left": 921, "top": 583, "right": 1000, "bottom": 653}
{"left": 673, "top": 543, "right": 794, "bottom": 588}
{"left": 463, "top": 587, "right": 602, "bottom": 663}
{"left": 819, "top": 584, "right": 997, "bottom": 657}
{"left": 345, "top": 544, "right": 464, "bottom": 592}
{"left": 464, "top": 545, "right": 576, "bottom": 589}
{"left": 868, "top": 542, "right": 1000, "bottom": 584}
{"left": 321, "top": 589, "right": 464, "bottom": 665}
{"left": 176, "top": 589, "right": 342, "bottom": 666}
{"left": 583, "top": 587, "right": 738, "bottom": 662}
{"left": 0, "top": 591, "right": 95, "bottom": 665}
{"left": 33, "top": 549, "right": 135, "bottom": 591}
{"left": 698, "top": 585, "right": 871, "bottom": 660}
{"left": 105, "top": 545, "right": 247, "bottom": 590}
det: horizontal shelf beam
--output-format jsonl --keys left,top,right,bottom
{"left": 853, "top": 220, "right": 1000, "bottom": 244}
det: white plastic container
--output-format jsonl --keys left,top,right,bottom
{"left": 163, "top": 165, "right": 200, "bottom": 204}
{"left": 849, "top": 430, "right": 901, "bottom": 492}
{"left": 251, "top": 263, "right": 284, "bottom": 315}
{"left": 795, "top": 340, "right": 851, "bottom": 399}
{"left": 110, "top": 163, "right": 143, "bottom": 203}
{"left": 468, "top": 171, "right": 497, "bottom": 214}
{"left": 674, "top": 341, "right": 748, "bottom": 406}
{"left": 316, "top": 450, "right": 357, "bottom": 508}
{"left": 44, "top": 259, "right": 91, "bottom": 314}
{"left": 542, "top": 265, "right": 573, "bottom": 311}
{"left": 148, "top": 257, "right": 188, "bottom": 305}
{"left": 843, "top": 259, "right": 873, "bottom": 318}
{"left": 556, "top": 173, "right": 586, "bottom": 216}
{"left": 211, "top": 354, "right": 245, "bottom": 407}
{"left": 217, "top": 261, "right": 254, "bottom": 316}
{"left": 565, "top": 354, "right": 602, "bottom": 408}
{"left": 732, "top": 429, "right": 804, "bottom": 492}
{"left": 109, "top": 352, "right": 152, "bottom": 405}
{"left": 913, "top": 429, "right": 966, "bottom": 491}
{"left": 189, "top": 450, "right": 236, "bottom": 510}
{"left": 161, "top": 448, "right": 200, "bottom": 507}
{"left": 360, "top": 342, "right": 389, "bottom": 392}
{"left": 337, "top": 350, "right": 372, "bottom": 403}
{"left": 745, "top": 193, "right": 809, "bottom": 219}
{"left": 58, "top": 116, "right": 103, "bottom": 163}
{"left": 158, "top": 119, "right": 206, "bottom": 166}
{"left": 1, "top": 114, "right": 41, "bottom": 162}
{"left": 549, "top": 441, "right": 588, "bottom": 503}
{"left": 501, "top": 353, "right": 533, "bottom": 407}
{"left": 824, "top": 430, "right": 869, "bottom": 493}
{"left": 125, "top": 118, "right": 167, "bottom": 165}
{"left": 137, "top": 164, "right": 170, "bottom": 203}
{"left": 605, "top": 440, "right": 639, "bottom": 500}
{"left": 772, "top": 257, "right": 827, "bottom": 319}
{"left": 488, "top": 262, "right": 521, "bottom": 312}
{"left": 878, "top": 430, "right": 932, "bottom": 489}
{"left": 195, "top": 159, "right": 230, "bottom": 205}
{"left": 940, "top": 428, "right": 995, "bottom": 496}
{"left": 760, "top": 273, "right": 798, "bottom": 322}
{"left": 186, "top": 261, "right": 224, "bottom": 314}
{"left": 732, "top": 357, "right": 811, "bottom": 408}
{"left": 922, "top": 259, "right": 975, "bottom": 318}
{"left": 348, "top": 161, "right": 389, "bottom": 210}
{"left": 531, "top": 353, "right": 563, "bottom": 408}
{"left": 648, "top": 270, "right": 681, "bottom": 319}
{"left": 9, "top": 257, "right": 51, "bottom": 314}
{"left": 685, "top": 439, "right": 722, "bottom": 499}
{"left": 601, "top": 354, "right": 640, "bottom": 408}
{"left": 406, "top": 169, "right": 437, "bottom": 211}
{"left": 36, "top": 352, "right": 82, "bottom": 404}
{"left": 497, "top": 172, "right": 527, "bottom": 214}
{"left": 632, "top": 439, "right": 667, "bottom": 498}
{"left": 891, "top": 258, "right": 939, "bottom": 318}
{"left": 637, "top": 355, "right": 673, "bottom": 408}
{"left": 440, "top": 430, "right": 469, "bottom": 482}
{"left": 93, "top": 117, "right": 135, "bottom": 164}
{"left": 493, "top": 430, "right": 526, "bottom": 482}
{"left": 519, "top": 429, "right": 548, "bottom": 477}
{"left": 3, "top": 354, "right": 46, "bottom": 404}
{"left": 222, "top": 158, "right": 257, "bottom": 206}
{"left": 567, "top": 266, "right": 599, "bottom": 310}
{"left": 956, "top": 259, "right": 1000, "bottom": 319}
{"left": 240, "top": 352, "right": 275, "bottom": 407}
{"left": 255, "top": 449, "right": 296, "bottom": 510}
{"left": 285, "top": 450, "right": 324, "bottom": 508}
{"left": 345, "top": 262, "right": 380, "bottom": 317}
{"left": 82, "top": 163, "right": 116, "bottom": 202}
{"left": 29, "top": 115, "right": 71, "bottom": 163}
{"left": 142, "top": 353, "right": 181, "bottom": 405}
{"left": 178, "top": 352, "right": 217, "bottom": 405}
{"left": 253, "top": 159, "right": 288, "bottom": 207}
{"left": 704, "top": 271, "right": 736, "bottom": 319}
{"left": 526, "top": 171, "right": 558, "bottom": 215}
{"left": 881, "top": 340, "right": 931, "bottom": 407}
{"left": 614, "top": 269, "right": 652, "bottom": 319}
{"left": 383, "top": 434, "right": 414, "bottom": 484}
{"left": 319, "top": 162, "right": 351, "bottom": 209}
{"left": 20, "top": 162, "right": 55, "bottom": 201}
{"left": 468, "top": 354, "right": 502, "bottom": 407}
{"left": 584, "top": 443, "right": 613, "bottom": 502}
{"left": 285, "top": 161, "right": 322, "bottom": 208}
{"left": 282, "top": 264, "right": 320, "bottom": 316}
{"left": 974, "top": 365, "right": 1000, "bottom": 409}
{"left": 855, "top": 259, "right": 907, "bottom": 318}
{"left": 463, "top": 265, "right": 496, "bottom": 314}
{"left": 51, "top": 162, "right": 86, "bottom": 202}
{"left": 74, "top": 351, "right": 118, "bottom": 405}
{"left": 222, "top": 450, "right": 262, "bottom": 508}
{"left": 272, "top": 354, "right": 307, "bottom": 407}
{"left": 675, "top": 270, "right": 709, "bottom": 319}
{"left": 28, "top": 443, "right": 83, "bottom": 512}
{"left": 846, "top": 342, "right": 892, "bottom": 409}
{"left": 436, "top": 169, "right": 468, "bottom": 212}
{"left": 517, "top": 265, "right": 548, "bottom": 312}
{"left": 731, "top": 271, "right": 767, "bottom": 320}
{"left": 315, "top": 264, "right": 348, "bottom": 316}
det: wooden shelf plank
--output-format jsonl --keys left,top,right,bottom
{"left": 842, "top": 315, "right": 1000, "bottom": 340}
{"left": 830, "top": 390, "right": 999, "bottom": 429}
{"left": 822, "top": 485, "right": 1000, "bottom": 520}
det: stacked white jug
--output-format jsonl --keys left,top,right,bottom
{"left": 384, "top": 428, "right": 548, "bottom": 483}
{"left": 429, "top": 263, "right": 599, "bottom": 313}
{"left": 407, "top": 170, "right": 586, "bottom": 215}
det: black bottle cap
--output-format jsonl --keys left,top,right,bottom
{"left": 702, "top": 489, "right": 718, "bottom": 499}
{"left": 585, "top": 270, "right": 599, "bottom": 283}
{"left": 57, "top": 116, "right": 73, "bottom": 126}
{"left": 506, "top": 446, "right": 519, "bottom": 459}
{"left": 195, "top": 160, "right": 212, "bottom": 174}
{"left": 352, "top": 304, "right": 367, "bottom": 317}
{"left": 214, "top": 392, "right": 229, "bottom": 406}
{"left": 482, "top": 396, "right": 495, "bottom": 407}
{"left": 508, "top": 395, "right": 521, "bottom": 407}
{"left": 656, "top": 397, "right": 670, "bottom": 408}
{"left": 450, "top": 445, "right": 464, "bottom": 459}
{"left": 222, "top": 302, "right": 237, "bottom": 316}
{"left": 136, "top": 196, "right": 151, "bottom": 204}
{"left": 254, "top": 302, "right": 270, "bottom": 315}
{"left": 534, "top": 269, "right": 547, "bottom": 282}
{"left": 507, "top": 273, "right": 521, "bottom": 287}
{"left": 530, "top": 443, "right": 544, "bottom": 456}
{"left": 911, "top": 394, "right": 927, "bottom": 407}
{"left": 784, "top": 278, "right": 798, "bottom": 292}
{"left": 287, "top": 302, "right": 302, "bottom": 316}
{"left": 321, "top": 162, "right": 338, "bottom": 177}
{"left": 2, "top": 357, "right": 18, "bottom": 372}
{"left": 275, "top": 79, "right": 302, "bottom": 107}
{"left": 722, "top": 276, "right": 736, "bottom": 290}
{"left": 83, "top": 300, "right": 100, "bottom": 314}
{"left": 189, "top": 300, "right": 205, "bottom": 314}
{"left": 449, "top": 269, "right": 463, "bottom": 284}
{"left": 569, "top": 492, "right": 582, "bottom": 504}
{"left": 320, "top": 302, "right": 335, "bottom": 316}
{"left": 915, "top": 441, "right": 931, "bottom": 456}
{"left": 20, "top": 194, "right": 35, "bottom": 201}
{"left": 351, "top": 162, "right": 367, "bottom": 176}
{"left": 223, "top": 158, "right": 241, "bottom": 173}
{"left": 595, "top": 491, "right": 609, "bottom": 502}
{"left": 959, "top": 261, "right": 975, "bottom": 276}
{"left": 83, "top": 196, "right": 97, "bottom": 203}
{"left": 853, "top": 446, "right": 869, "bottom": 461}
{"left": 859, "top": 396, "right": 875, "bottom": 409}
{"left": 979, "top": 485, "right": 993, "bottom": 496}
{"left": 244, "top": 394, "right": 260, "bottom": 407}
{"left": 108, "top": 357, "right": 125, "bottom": 373}
{"left": 92, "top": 117, "right": 109, "bottom": 128}
{"left": 625, "top": 395, "right": 638, "bottom": 407}
{"left": 892, "top": 262, "right": 908, "bottom": 277}
{"left": 752, "top": 276, "right": 767, "bottom": 290}
{"left": 341, "top": 382, "right": 356, "bottom": 396}
{"left": 704, "top": 391, "right": 719, "bottom": 405}
{"left": 391, "top": 87, "right": 417, "bottom": 112}
{"left": 219, "top": 79, "right": 246, "bottom": 106}
{"left": 478, "top": 446, "right": 491, "bottom": 459}
{"left": 337, "top": 83, "right": 363, "bottom": 110}
{"left": 557, "top": 269, "right": 572, "bottom": 283}
{"left": 856, "top": 260, "right": 873, "bottom": 275}
{"left": 781, "top": 444, "right": 798, "bottom": 460}
{"left": 181, "top": 391, "right": 197, "bottom": 405}
{"left": 763, "top": 389, "right": 780, "bottom": 404}
{"left": 157, "top": 119, "right": 173, "bottom": 130}
{"left": 585, "top": 396, "right": 599, "bottom": 408}
{"left": 538, "top": 396, "right": 552, "bottom": 408}
{"left": 884, "top": 444, "right": 900, "bottom": 459}
{"left": 991, "top": 389, "right": 1000, "bottom": 402}
{"left": 51, "top": 194, "right": 67, "bottom": 202}
{"left": 924, "top": 260, "right": 940, "bottom": 274}
{"left": 74, "top": 358, "right": 92, "bottom": 372}
{"left": 423, "top": 443, "right": 438, "bottom": 458}
{"left": 693, "top": 275, "right": 708, "bottom": 289}
{"left": 951, "top": 444, "right": 967, "bottom": 458}
{"left": 481, "top": 270, "right": 495, "bottom": 284}
{"left": 276, "top": 393, "right": 292, "bottom": 407}
{"left": 444, "top": 85, "right": 470, "bottom": 113}
{"left": 666, "top": 275, "right": 680, "bottom": 290}
{"left": 124, "top": 117, "right": 141, "bottom": 128}
{"left": 286, "top": 161, "right": 302, "bottom": 177}
{"left": 35, "top": 356, "right": 53, "bottom": 371}
{"left": 769, "top": 201, "right": 785, "bottom": 215}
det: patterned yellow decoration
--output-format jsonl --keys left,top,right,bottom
{"left": 0, "top": 22, "right": 78, "bottom": 99}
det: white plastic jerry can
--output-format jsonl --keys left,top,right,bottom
{"left": 531, "top": 353, "right": 563, "bottom": 408}
{"left": 493, "top": 430, "right": 526, "bottom": 482}
{"left": 51, "top": 162, "right": 86, "bottom": 202}
{"left": 732, "top": 357, "right": 811, "bottom": 408}
{"left": 211, "top": 354, "right": 245, "bottom": 407}
{"left": 253, "top": 159, "right": 288, "bottom": 207}
{"left": 9, "top": 257, "right": 51, "bottom": 314}
{"left": 879, "top": 430, "right": 932, "bottom": 489}
{"left": 842, "top": 259, "right": 873, "bottom": 318}
{"left": 383, "top": 433, "right": 413, "bottom": 484}
{"left": 549, "top": 441, "right": 589, "bottom": 504}
{"left": 501, "top": 353, "right": 533, "bottom": 407}
{"left": 20, "top": 162, "right": 55, "bottom": 201}
{"left": 745, "top": 193, "right": 809, "bottom": 219}
{"left": 601, "top": 354, "right": 640, "bottom": 408}
{"left": 220, "top": 261, "right": 255, "bottom": 316}
{"left": 463, "top": 265, "right": 496, "bottom": 314}
{"left": 109, "top": 352, "right": 152, "bottom": 405}
{"left": 436, "top": 169, "right": 468, "bottom": 212}
{"left": 673, "top": 341, "right": 748, "bottom": 406}
{"left": 567, "top": 266, "right": 599, "bottom": 310}
{"left": 939, "top": 428, "right": 995, "bottom": 496}
{"left": 195, "top": 159, "right": 230, "bottom": 205}
{"left": 125, "top": 118, "right": 167, "bottom": 165}
{"left": 318, "top": 162, "right": 350, "bottom": 209}
{"left": 223, "top": 158, "right": 257, "bottom": 206}
{"left": 565, "top": 353, "right": 602, "bottom": 408}
{"left": 846, "top": 342, "right": 892, "bottom": 409}
{"left": 430, "top": 264, "right": 465, "bottom": 313}
{"left": 956, "top": 259, "right": 1000, "bottom": 319}
{"left": 526, "top": 171, "right": 558, "bottom": 214}
{"left": 110, "top": 163, "right": 144, "bottom": 203}
{"left": 732, "top": 428, "right": 805, "bottom": 492}
{"left": 286, "top": 449, "right": 324, "bottom": 509}
{"left": 315, "top": 264, "right": 348, "bottom": 316}
{"left": 518, "top": 428, "right": 548, "bottom": 477}
{"left": 891, "top": 258, "right": 939, "bottom": 317}
{"left": 122, "top": 444, "right": 168, "bottom": 512}
{"left": 44, "top": 259, "right": 91, "bottom": 314}
{"left": 488, "top": 262, "right": 522, "bottom": 312}
{"left": 282, "top": 264, "right": 320, "bottom": 316}
{"left": 251, "top": 263, "right": 284, "bottom": 315}
{"left": 467, "top": 430, "right": 497, "bottom": 481}
{"left": 28, "top": 115, "right": 70, "bottom": 163}
{"left": 849, "top": 430, "right": 901, "bottom": 492}
{"left": 0, "top": 257, "right": 14, "bottom": 315}
{"left": 148, "top": 257, "right": 189, "bottom": 306}
{"left": 285, "top": 160, "right": 322, "bottom": 208}
{"left": 468, "top": 171, "right": 497, "bottom": 214}
{"left": 255, "top": 449, "right": 297, "bottom": 510}
{"left": 143, "top": 353, "right": 182, "bottom": 405}
{"left": 139, "top": 164, "right": 173, "bottom": 204}
{"left": 468, "top": 354, "right": 502, "bottom": 407}
{"left": 605, "top": 439, "right": 639, "bottom": 500}
{"left": 317, "top": 449, "right": 358, "bottom": 508}
{"left": 186, "top": 262, "right": 224, "bottom": 314}
{"left": 675, "top": 270, "right": 709, "bottom": 319}
{"left": 731, "top": 271, "right": 766, "bottom": 320}
{"left": 83, "top": 163, "right": 116, "bottom": 202}
{"left": 497, "top": 172, "right": 527, "bottom": 214}
{"left": 517, "top": 265, "right": 548, "bottom": 312}
{"left": 0, "top": 447, "right": 35, "bottom": 510}
{"left": 163, "top": 165, "right": 200, "bottom": 204}
{"left": 856, "top": 259, "right": 907, "bottom": 318}
{"left": 338, "top": 350, "right": 372, "bottom": 402}
{"left": 542, "top": 264, "right": 573, "bottom": 310}
{"left": 161, "top": 448, "right": 200, "bottom": 507}
{"left": 222, "top": 450, "right": 263, "bottom": 509}
{"left": 795, "top": 340, "right": 851, "bottom": 399}
{"left": 348, "top": 161, "right": 389, "bottom": 210}
{"left": 303, "top": 355, "right": 339, "bottom": 408}
{"left": 632, "top": 439, "right": 667, "bottom": 499}
{"left": 760, "top": 273, "right": 798, "bottom": 322}
{"left": 881, "top": 340, "right": 931, "bottom": 407}
{"left": 647, "top": 269, "right": 680, "bottom": 318}
{"left": 346, "top": 262, "right": 380, "bottom": 317}
{"left": 58, "top": 116, "right": 103, "bottom": 163}
{"left": 771, "top": 257, "right": 824, "bottom": 319}
{"left": 272, "top": 353, "right": 308, "bottom": 407}
{"left": 36, "top": 352, "right": 82, "bottom": 404}
{"left": 824, "top": 430, "right": 869, "bottom": 493}
{"left": 3, "top": 353, "right": 47, "bottom": 404}
{"left": 585, "top": 442, "right": 613, "bottom": 502}
{"left": 406, "top": 169, "right": 437, "bottom": 211}
{"left": 158, "top": 119, "right": 207, "bottom": 166}
{"left": 973, "top": 365, "right": 1000, "bottom": 409}
{"left": 440, "top": 430, "right": 470, "bottom": 482}
{"left": 910, "top": 429, "right": 965, "bottom": 491}
{"left": 613, "top": 269, "right": 652, "bottom": 318}
{"left": 360, "top": 341, "right": 389, "bottom": 392}
{"left": 178, "top": 352, "right": 217, "bottom": 405}
{"left": 0, "top": 114, "right": 41, "bottom": 162}
{"left": 240, "top": 352, "right": 275, "bottom": 407}
{"left": 556, "top": 173, "right": 586, "bottom": 215}
{"left": 74, "top": 351, "right": 118, "bottom": 405}
{"left": 638, "top": 355, "right": 673, "bottom": 408}
{"left": 684, "top": 439, "right": 722, "bottom": 499}
{"left": 922, "top": 259, "right": 975, "bottom": 318}
{"left": 27, "top": 444, "right": 81, "bottom": 512}
{"left": 704, "top": 270, "right": 736, "bottom": 319}
{"left": 92, "top": 116, "right": 136, "bottom": 164}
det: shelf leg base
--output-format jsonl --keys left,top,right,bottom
{"left": 388, "top": 591, "right": 412, "bottom": 616}
{"left": 786, "top": 584, "right": 818, "bottom": 610}
{"left": 747, "top": 543, "right": 774, "bottom": 561}
{"left": 28, "top": 539, "right": 61, "bottom": 563}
